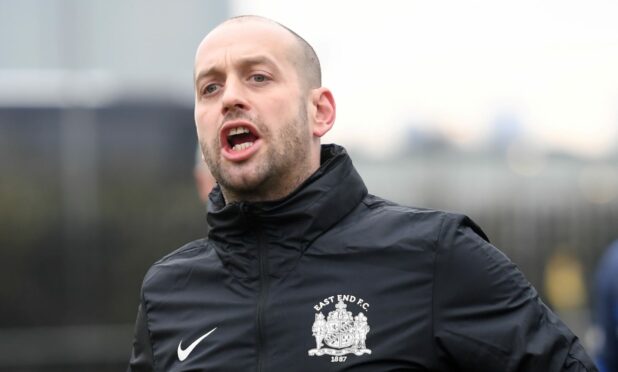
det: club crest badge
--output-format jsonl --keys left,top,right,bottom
{"left": 308, "top": 294, "right": 371, "bottom": 362}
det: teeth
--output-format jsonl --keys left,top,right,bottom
{"left": 229, "top": 127, "right": 250, "bottom": 136}
{"left": 232, "top": 142, "right": 254, "bottom": 151}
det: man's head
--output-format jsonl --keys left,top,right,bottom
{"left": 194, "top": 16, "right": 336, "bottom": 204}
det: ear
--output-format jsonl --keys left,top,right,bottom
{"left": 310, "top": 87, "right": 336, "bottom": 138}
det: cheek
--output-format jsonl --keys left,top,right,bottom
{"left": 195, "top": 110, "right": 218, "bottom": 137}
{"left": 267, "top": 97, "right": 300, "bottom": 122}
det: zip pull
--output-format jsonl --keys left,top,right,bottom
{"left": 238, "top": 202, "right": 254, "bottom": 226}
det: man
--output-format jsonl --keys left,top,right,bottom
{"left": 128, "top": 16, "right": 597, "bottom": 371}
{"left": 594, "top": 240, "right": 618, "bottom": 372}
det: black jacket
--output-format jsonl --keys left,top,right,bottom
{"left": 129, "top": 144, "right": 597, "bottom": 371}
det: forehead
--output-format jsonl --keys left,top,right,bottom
{"left": 195, "top": 20, "right": 298, "bottom": 74}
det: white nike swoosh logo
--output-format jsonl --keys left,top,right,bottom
{"left": 177, "top": 327, "right": 217, "bottom": 362}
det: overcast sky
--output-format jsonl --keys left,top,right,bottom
{"left": 232, "top": 0, "right": 618, "bottom": 158}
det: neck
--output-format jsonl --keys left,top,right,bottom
{"left": 221, "top": 162, "right": 318, "bottom": 204}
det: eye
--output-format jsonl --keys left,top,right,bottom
{"left": 202, "top": 83, "right": 220, "bottom": 96}
{"left": 250, "top": 74, "right": 269, "bottom": 83}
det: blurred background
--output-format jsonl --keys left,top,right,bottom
{"left": 1, "top": 0, "right": 617, "bottom": 370}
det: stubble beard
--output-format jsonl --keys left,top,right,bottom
{"left": 200, "top": 103, "right": 313, "bottom": 204}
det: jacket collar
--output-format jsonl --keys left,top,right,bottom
{"left": 206, "top": 144, "right": 367, "bottom": 279}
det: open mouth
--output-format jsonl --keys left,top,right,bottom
{"left": 225, "top": 125, "right": 260, "bottom": 152}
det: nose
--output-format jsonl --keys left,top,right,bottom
{"left": 221, "top": 77, "right": 249, "bottom": 115}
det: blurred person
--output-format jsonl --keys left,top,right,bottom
{"left": 128, "top": 16, "right": 597, "bottom": 371}
{"left": 194, "top": 144, "right": 217, "bottom": 205}
{"left": 194, "top": 145, "right": 216, "bottom": 236}
{"left": 544, "top": 251, "right": 589, "bottom": 338}
{"left": 594, "top": 240, "right": 618, "bottom": 372}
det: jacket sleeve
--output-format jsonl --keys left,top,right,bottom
{"left": 432, "top": 214, "right": 598, "bottom": 371}
{"left": 127, "top": 300, "right": 155, "bottom": 372}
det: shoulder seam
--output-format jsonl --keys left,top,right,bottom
{"left": 142, "top": 239, "right": 209, "bottom": 289}
{"left": 153, "top": 239, "right": 208, "bottom": 266}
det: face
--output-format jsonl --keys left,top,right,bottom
{"left": 194, "top": 20, "right": 315, "bottom": 203}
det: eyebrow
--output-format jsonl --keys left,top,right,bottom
{"left": 194, "top": 55, "right": 281, "bottom": 86}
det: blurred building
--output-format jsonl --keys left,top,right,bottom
{"left": 0, "top": 1, "right": 227, "bottom": 371}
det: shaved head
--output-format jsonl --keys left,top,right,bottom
{"left": 214, "top": 15, "right": 322, "bottom": 90}
{"left": 193, "top": 15, "right": 336, "bottom": 203}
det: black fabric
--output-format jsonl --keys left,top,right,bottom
{"left": 128, "top": 144, "right": 597, "bottom": 371}
{"left": 128, "top": 303, "right": 154, "bottom": 371}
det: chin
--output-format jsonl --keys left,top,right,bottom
{"left": 221, "top": 173, "right": 267, "bottom": 194}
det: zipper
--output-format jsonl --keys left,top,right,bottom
{"left": 252, "top": 207, "right": 269, "bottom": 372}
